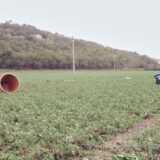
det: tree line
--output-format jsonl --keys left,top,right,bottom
{"left": 0, "top": 21, "right": 159, "bottom": 70}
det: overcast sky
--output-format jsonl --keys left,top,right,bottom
{"left": 0, "top": 0, "right": 160, "bottom": 59}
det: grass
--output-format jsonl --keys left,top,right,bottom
{"left": 0, "top": 70, "right": 160, "bottom": 159}
{"left": 122, "top": 121, "right": 160, "bottom": 160}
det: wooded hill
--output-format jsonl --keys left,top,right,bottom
{"left": 0, "top": 21, "right": 158, "bottom": 70}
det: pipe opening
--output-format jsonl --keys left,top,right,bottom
{"left": 1, "top": 74, "right": 19, "bottom": 92}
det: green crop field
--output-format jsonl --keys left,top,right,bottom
{"left": 0, "top": 70, "right": 160, "bottom": 160}
{"left": 122, "top": 121, "right": 160, "bottom": 160}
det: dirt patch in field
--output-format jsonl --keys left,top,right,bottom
{"left": 85, "top": 112, "right": 160, "bottom": 160}
{"left": 46, "top": 80, "right": 75, "bottom": 83}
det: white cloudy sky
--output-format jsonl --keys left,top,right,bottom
{"left": 0, "top": 0, "right": 160, "bottom": 58}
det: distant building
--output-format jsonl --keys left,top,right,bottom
{"left": 13, "top": 35, "right": 25, "bottom": 39}
{"left": 32, "top": 34, "right": 43, "bottom": 39}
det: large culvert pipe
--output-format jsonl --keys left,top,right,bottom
{"left": 0, "top": 74, "right": 20, "bottom": 92}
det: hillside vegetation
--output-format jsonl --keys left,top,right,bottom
{"left": 0, "top": 21, "right": 158, "bottom": 69}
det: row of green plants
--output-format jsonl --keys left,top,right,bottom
{"left": 0, "top": 70, "right": 159, "bottom": 159}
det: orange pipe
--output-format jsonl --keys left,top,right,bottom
{"left": 0, "top": 74, "right": 20, "bottom": 93}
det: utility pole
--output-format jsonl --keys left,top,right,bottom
{"left": 113, "top": 55, "right": 116, "bottom": 70}
{"left": 123, "top": 57, "right": 126, "bottom": 70}
{"left": 72, "top": 37, "right": 75, "bottom": 75}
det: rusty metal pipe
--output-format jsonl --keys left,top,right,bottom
{"left": 0, "top": 74, "right": 20, "bottom": 92}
